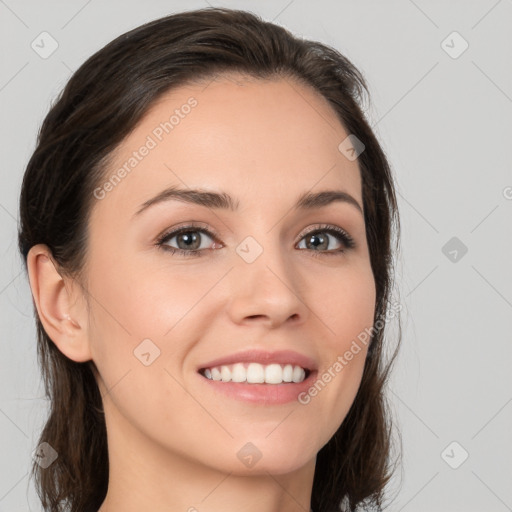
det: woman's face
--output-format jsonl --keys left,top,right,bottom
{"left": 84, "top": 74, "right": 376, "bottom": 475}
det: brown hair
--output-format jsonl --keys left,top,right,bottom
{"left": 18, "top": 7, "right": 402, "bottom": 512}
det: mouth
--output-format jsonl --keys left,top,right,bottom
{"left": 198, "top": 362, "right": 312, "bottom": 384}
{"left": 195, "top": 349, "right": 318, "bottom": 404}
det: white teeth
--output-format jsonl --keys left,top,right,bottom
{"left": 201, "top": 362, "right": 308, "bottom": 384}
{"left": 265, "top": 363, "right": 283, "bottom": 384}
{"left": 231, "top": 363, "right": 246, "bottom": 382}
{"left": 282, "top": 364, "right": 293, "bottom": 382}
{"left": 247, "top": 362, "right": 265, "bottom": 383}
{"left": 220, "top": 365, "right": 231, "bottom": 382}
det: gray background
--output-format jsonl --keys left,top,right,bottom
{"left": 1, "top": 0, "right": 511, "bottom": 510}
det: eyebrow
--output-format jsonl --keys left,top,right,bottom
{"left": 134, "top": 186, "right": 363, "bottom": 217}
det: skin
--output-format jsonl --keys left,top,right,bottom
{"left": 27, "top": 74, "right": 376, "bottom": 512}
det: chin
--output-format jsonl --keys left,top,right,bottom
{"left": 206, "top": 437, "right": 317, "bottom": 476}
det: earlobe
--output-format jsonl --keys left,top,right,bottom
{"left": 26, "top": 244, "right": 92, "bottom": 363}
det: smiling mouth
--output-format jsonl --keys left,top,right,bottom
{"left": 199, "top": 362, "right": 311, "bottom": 384}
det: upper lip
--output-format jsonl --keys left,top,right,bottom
{"left": 197, "top": 349, "right": 317, "bottom": 372}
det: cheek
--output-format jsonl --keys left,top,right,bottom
{"left": 84, "top": 259, "right": 200, "bottom": 434}
{"left": 87, "top": 250, "right": 207, "bottom": 339}
{"left": 303, "top": 263, "right": 375, "bottom": 431}
{"left": 85, "top": 251, "right": 225, "bottom": 399}
{"left": 314, "top": 261, "right": 376, "bottom": 347}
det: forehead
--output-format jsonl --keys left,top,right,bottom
{"left": 90, "top": 74, "right": 363, "bottom": 221}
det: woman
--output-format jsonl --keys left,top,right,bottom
{"left": 18, "top": 7, "right": 401, "bottom": 512}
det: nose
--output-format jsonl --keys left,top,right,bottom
{"left": 226, "top": 239, "right": 309, "bottom": 329}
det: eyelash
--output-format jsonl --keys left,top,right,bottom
{"left": 155, "top": 223, "right": 356, "bottom": 258}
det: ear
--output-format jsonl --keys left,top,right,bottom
{"left": 26, "top": 244, "right": 92, "bottom": 363}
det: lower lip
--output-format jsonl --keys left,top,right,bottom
{"left": 197, "top": 371, "right": 317, "bottom": 405}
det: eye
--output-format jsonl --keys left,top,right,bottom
{"left": 156, "top": 224, "right": 219, "bottom": 257}
{"left": 155, "top": 223, "right": 356, "bottom": 258}
{"left": 296, "top": 225, "right": 355, "bottom": 256}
